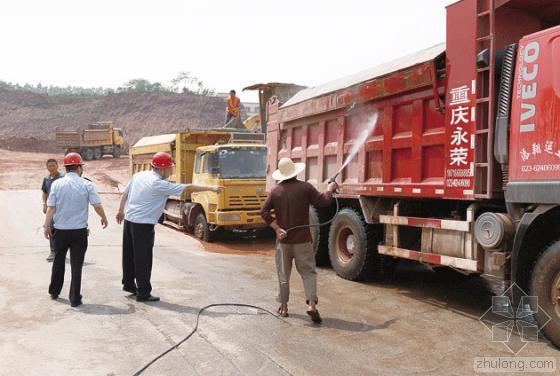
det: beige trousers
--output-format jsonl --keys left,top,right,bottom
{"left": 275, "top": 242, "right": 318, "bottom": 304}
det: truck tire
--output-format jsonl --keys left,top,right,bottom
{"left": 113, "top": 146, "right": 121, "bottom": 159}
{"left": 328, "top": 208, "right": 383, "bottom": 281}
{"left": 182, "top": 212, "right": 194, "bottom": 233}
{"left": 530, "top": 240, "right": 560, "bottom": 348}
{"left": 93, "top": 148, "right": 102, "bottom": 160}
{"left": 310, "top": 207, "right": 330, "bottom": 266}
{"left": 83, "top": 148, "right": 94, "bottom": 161}
{"left": 193, "top": 213, "right": 216, "bottom": 242}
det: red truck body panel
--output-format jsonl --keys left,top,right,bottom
{"left": 267, "top": 45, "right": 448, "bottom": 199}
{"left": 509, "top": 26, "right": 560, "bottom": 181}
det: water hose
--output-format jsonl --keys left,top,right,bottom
{"left": 132, "top": 303, "right": 287, "bottom": 376}
{"left": 285, "top": 173, "right": 340, "bottom": 233}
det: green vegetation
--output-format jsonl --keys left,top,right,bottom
{"left": 0, "top": 72, "right": 215, "bottom": 97}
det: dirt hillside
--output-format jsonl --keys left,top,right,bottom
{"left": 0, "top": 90, "right": 226, "bottom": 152}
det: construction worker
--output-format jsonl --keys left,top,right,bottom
{"left": 116, "top": 152, "right": 221, "bottom": 302}
{"left": 225, "top": 89, "right": 241, "bottom": 124}
{"left": 43, "top": 153, "right": 109, "bottom": 307}
{"left": 261, "top": 158, "right": 338, "bottom": 323}
{"left": 41, "top": 158, "right": 63, "bottom": 262}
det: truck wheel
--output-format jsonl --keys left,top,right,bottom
{"left": 182, "top": 213, "right": 194, "bottom": 233}
{"left": 328, "top": 208, "right": 383, "bottom": 281}
{"left": 530, "top": 240, "right": 560, "bottom": 347}
{"left": 93, "top": 148, "right": 102, "bottom": 160}
{"left": 194, "top": 213, "right": 215, "bottom": 242}
{"left": 113, "top": 146, "right": 121, "bottom": 158}
{"left": 310, "top": 207, "right": 330, "bottom": 266}
{"left": 83, "top": 148, "right": 94, "bottom": 161}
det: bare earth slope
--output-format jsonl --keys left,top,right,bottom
{"left": 0, "top": 90, "right": 225, "bottom": 152}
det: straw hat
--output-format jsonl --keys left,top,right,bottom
{"left": 272, "top": 158, "right": 306, "bottom": 181}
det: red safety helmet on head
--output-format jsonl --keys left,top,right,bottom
{"left": 151, "top": 152, "right": 175, "bottom": 168}
{"left": 63, "top": 152, "right": 85, "bottom": 166}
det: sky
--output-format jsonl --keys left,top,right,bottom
{"left": 0, "top": 0, "right": 457, "bottom": 103}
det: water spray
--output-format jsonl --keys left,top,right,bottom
{"left": 287, "top": 110, "right": 379, "bottom": 232}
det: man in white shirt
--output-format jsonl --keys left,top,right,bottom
{"left": 116, "top": 152, "right": 220, "bottom": 302}
{"left": 43, "top": 153, "right": 108, "bottom": 307}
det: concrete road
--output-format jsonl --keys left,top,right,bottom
{"left": 0, "top": 190, "right": 558, "bottom": 376}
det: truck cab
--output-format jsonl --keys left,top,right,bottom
{"left": 112, "top": 127, "right": 125, "bottom": 150}
{"left": 189, "top": 143, "right": 268, "bottom": 240}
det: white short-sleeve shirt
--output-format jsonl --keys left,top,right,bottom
{"left": 47, "top": 172, "right": 102, "bottom": 230}
{"left": 123, "top": 170, "right": 186, "bottom": 224}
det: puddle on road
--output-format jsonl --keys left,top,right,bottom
{"left": 163, "top": 223, "right": 275, "bottom": 256}
{"left": 201, "top": 238, "right": 275, "bottom": 256}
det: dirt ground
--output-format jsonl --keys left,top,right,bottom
{"left": 0, "top": 90, "right": 227, "bottom": 153}
{"left": 0, "top": 149, "right": 129, "bottom": 192}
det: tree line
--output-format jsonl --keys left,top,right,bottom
{"left": 0, "top": 71, "right": 215, "bottom": 97}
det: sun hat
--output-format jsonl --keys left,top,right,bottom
{"left": 271, "top": 157, "right": 306, "bottom": 181}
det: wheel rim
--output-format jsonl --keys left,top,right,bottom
{"left": 551, "top": 271, "right": 560, "bottom": 318}
{"left": 194, "top": 221, "right": 205, "bottom": 239}
{"left": 336, "top": 227, "right": 355, "bottom": 263}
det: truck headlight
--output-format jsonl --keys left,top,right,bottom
{"left": 219, "top": 213, "right": 241, "bottom": 222}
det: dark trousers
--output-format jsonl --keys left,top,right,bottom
{"left": 48, "top": 228, "right": 88, "bottom": 304}
{"left": 122, "top": 220, "right": 155, "bottom": 297}
{"left": 48, "top": 220, "right": 55, "bottom": 251}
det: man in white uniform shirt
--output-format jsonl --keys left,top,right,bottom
{"left": 116, "top": 152, "right": 220, "bottom": 302}
{"left": 43, "top": 153, "right": 108, "bottom": 307}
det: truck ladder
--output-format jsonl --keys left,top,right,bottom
{"left": 474, "top": 0, "right": 496, "bottom": 198}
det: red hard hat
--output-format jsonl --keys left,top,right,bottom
{"left": 63, "top": 152, "right": 84, "bottom": 166}
{"left": 151, "top": 152, "right": 175, "bottom": 168}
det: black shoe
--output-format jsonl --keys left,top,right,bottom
{"left": 71, "top": 300, "right": 83, "bottom": 307}
{"left": 307, "top": 309, "right": 322, "bottom": 324}
{"left": 136, "top": 294, "right": 160, "bottom": 302}
{"left": 50, "top": 294, "right": 58, "bottom": 300}
{"left": 123, "top": 285, "right": 137, "bottom": 295}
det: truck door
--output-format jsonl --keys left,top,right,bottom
{"left": 507, "top": 27, "right": 560, "bottom": 204}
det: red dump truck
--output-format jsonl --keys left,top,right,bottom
{"left": 267, "top": 0, "right": 560, "bottom": 346}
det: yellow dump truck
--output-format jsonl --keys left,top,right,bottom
{"left": 56, "top": 121, "right": 125, "bottom": 160}
{"left": 130, "top": 130, "right": 268, "bottom": 241}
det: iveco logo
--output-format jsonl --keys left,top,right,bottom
{"left": 256, "top": 188, "right": 265, "bottom": 195}
{"left": 518, "top": 41, "right": 540, "bottom": 133}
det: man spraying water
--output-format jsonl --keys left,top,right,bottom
{"left": 261, "top": 158, "right": 338, "bottom": 323}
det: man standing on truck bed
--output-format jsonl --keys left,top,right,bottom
{"left": 261, "top": 157, "right": 338, "bottom": 323}
{"left": 43, "top": 153, "right": 109, "bottom": 307}
{"left": 42, "top": 158, "right": 63, "bottom": 262}
{"left": 116, "top": 152, "right": 221, "bottom": 302}
{"left": 225, "top": 89, "right": 241, "bottom": 124}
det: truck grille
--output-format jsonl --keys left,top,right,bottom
{"left": 228, "top": 195, "right": 265, "bottom": 208}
